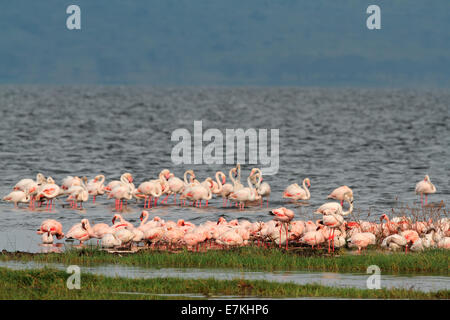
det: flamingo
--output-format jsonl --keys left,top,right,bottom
{"left": 283, "top": 178, "right": 311, "bottom": 201}
{"left": 114, "top": 227, "right": 135, "bottom": 247}
{"left": 104, "top": 173, "right": 134, "bottom": 193}
{"left": 166, "top": 172, "right": 185, "bottom": 204}
{"left": 156, "top": 169, "right": 173, "bottom": 205}
{"left": 3, "top": 189, "right": 31, "bottom": 208}
{"left": 219, "top": 170, "right": 234, "bottom": 206}
{"left": 112, "top": 214, "right": 134, "bottom": 230}
{"left": 101, "top": 233, "right": 122, "bottom": 248}
{"left": 270, "top": 207, "right": 294, "bottom": 249}
{"left": 14, "top": 173, "right": 45, "bottom": 209}
{"left": 250, "top": 168, "right": 271, "bottom": 207}
{"left": 327, "top": 185, "right": 353, "bottom": 206}
{"left": 66, "top": 223, "right": 90, "bottom": 244}
{"left": 211, "top": 171, "right": 225, "bottom": 196}
{"left": 61, "top": 176, "right": 81, "bottom": 191}
{"left": 81, "top": 219, "right": 114, "bottom": 239}
{"left": 381, "top": 234, "right": 407, "bottom": 251}
{"left": 87, "top": 174, "right": 105, "bottom": 203}
{"left": 182, "top": 182, "right": 212, "bottom": 207}
{"left": 35, "top": 177, "right": 60, "bottom": 211}
{"left": 179, "top": 170, "right": 199, "bottom": 206}
{"left": 108, "top": 174, "right": 134, "bottom": 211}
{"left": 348, "top": 232, "right": 376, "bottom": 253}
{"left": 14, "top": 173, "right": 46, "bottom": 191}
{"left": 379, "top": 214, "right": 399, "bottom": 235}
{"left": 66, "top": 177, "right": 89, "bottom": 209}
{"left": 415, "top": 175, "right": 436, "bottom": 206}
{"left": 228, "top": 175, "right": 258, "bottom": 210}
{"left": 316, "top": 211, "right": 345, "bottom": 253}
{"left": 37, "top": 219, "right": 64, "bottom": 239}
{"left": 301, "top": 224, "right": 326, "bottom": 249}
{"left": 315, "top": 192, "right": 353, "bottom": 216}
{"left": 135, "top": 180, "right": 163, "bottom": 209}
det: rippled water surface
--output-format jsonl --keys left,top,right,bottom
{"left": 0, "top": 261, "right": 448, "bottom": 293}
{"left": 0, "top": 86, "right": 449, "bottom": 252}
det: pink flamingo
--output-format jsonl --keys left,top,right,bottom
{"left": 348, "top": 232, "right": 376, "bottom": 253}
{"left": 81, "top": 219, "right": 114, "bottom": 239}
{"left": 251, "top": 168, "right": 271, "bottom": 207}
{"left": 415, "top": 175, "right": 436, "bottom": 206}
{"left": 301, "top": 225, "right": 326, "bottom": 249}
{"left": 270, "top": 207, "right": 294, "bottom": 250}
{"left": 327, "top": 185, "right": 353, "bottom": 206}
{"left": 228, "top": 175, "right": 258, "bottom": 210}
{"left": 66, "top": 223, "right": 90, "bottom": 244}
{"left": 86, "top": 175, "right": 105, "bottom": 203}
{"left": 37, "top": 219, "right": 64, "bottom": 239}
{"left": 283, "top": 178, "right": 311, "bottom": 201}
{"left": 35, "top": 178, "right": 60, "bottom": 211}
{"left": 3, "top": 189, "right": 31, "bottom": 208}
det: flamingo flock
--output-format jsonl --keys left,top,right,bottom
{"left": 37, "top": 208, "right": 449, "bottom": 253}
{"left": 3, "top": 168, "right": 448, "bottom": 253}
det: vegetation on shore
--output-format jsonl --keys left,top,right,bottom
{"left": 0, "top": 267, "right": 447, "bottom": 300}
{"left": 1, "top": 247, "right": 448, "bottom": 274}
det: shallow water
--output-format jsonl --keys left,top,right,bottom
{"left": 0, "top": 260, "right": 448, "bottom": 293}
{"left": 0, "top": 86, "right": 449, "bottom": 252}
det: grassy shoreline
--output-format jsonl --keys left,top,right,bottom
{"left": 1, "top": 247, "right": 448, "bottom": 274}
{"left": 0, "top": 267, "right": 447, "bottom": 300}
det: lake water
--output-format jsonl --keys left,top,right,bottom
{"left": 0, "top": 86, "right": 449, "bottom": 252}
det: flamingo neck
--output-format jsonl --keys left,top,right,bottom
{"left": 302, "top": 179, "right": 310, "bottom": 199}
{"left": 215, "top": 172, "right": 223, "bottom": 193}
{"left": 341, "top": 198, "right": 353, "bottom": 216}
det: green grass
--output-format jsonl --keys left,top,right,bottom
{"left": 0, "top": 267, "right": 447, "bottom": 300}
{"left": 1, "top": 247, "right": 448, "bottom": 274}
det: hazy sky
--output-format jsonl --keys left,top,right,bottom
{"left": 0, "top": 1, "right": 449, "bottom": 86}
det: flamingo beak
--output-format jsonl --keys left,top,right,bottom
{"left": 112, "top": 217, "right": 116, "bottom": 224}
{"left": 128, "top": 177, "right": 133, "bottom": 183}
{"left": 222, "top": 177, "right": 226, "bottom": 184}
{"left": 165, "top": 173, "right": 171, "bottom": 179}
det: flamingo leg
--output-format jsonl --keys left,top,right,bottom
{"left": 205, "top": 200, "right": 208, "bottom": 207}
{"left": 93, "top": 196, "right": 96, "bottom": 204}
{"left": 285, "top": 223, "right": 289, "bottom": 251}
{"left": 425, "top": 194, "right": 428, "bottom": 205}
{"left": 174, "top": 194, "right": 177, "bottom": 204}
{"left": 279, "top": 226, "right": 282, "bottom": 248}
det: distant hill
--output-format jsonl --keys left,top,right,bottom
{"left": 0, "top": 0, "right": 449, "bottom": 86}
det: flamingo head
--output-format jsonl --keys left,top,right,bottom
{"left": 177, "top": 219, "right": 185, "bottom": 226}
{"left": 217, "top": 217, "right": 226, "bottom": 225}
{"left": 112, "top": 215, "right": 119, "bottom": 224}
{"left": 161, "top": 169, "right": 171, "bottom": 180}
{"left": 380, "top": 214, "right": 388, "bottom": 222}
{"left": 305, "top": 178, "right": 311, "bottom": 188}
{"left": 81, "top": 219, "right": 89, "bottom": 230}
{"left": 123, "top": 173, "right": 133, "bottom": 183}
{"left": 221, "top": 174, "right": 226, "bottom": 185}
{"left": 56, "top": 232, "right": 65, "bottom": 240}
{"left": 140, "top": 210, "right": 148, "bottom": 221}
{"left": 424, "top": 175, "right": 430, "bottom": 182}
